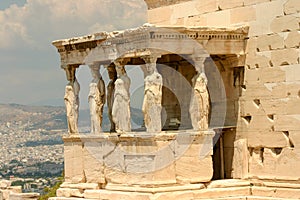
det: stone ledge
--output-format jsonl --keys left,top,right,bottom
{"left": 105, "top": 183, "right": 205, "bottom": 193}
{"left": 193, "top": 187, "right": 251, "bottom": 199}
{"left": 206, "top": 179, "right": 251, "bottom": 189}
{"left": 63, "top": 130, "right": 215, "bottom": 142}
{"left": 61, "top": 183, "right": 99, "bottom": 190}
{"left": 252, "top": 180, "right": 300, "bottom": 189}
{"left": 54, "top": 179, "right": 300, "bottom": 200}
{"left": 50, "top": 198, "right": 90, "bottom": 200}
{"left": 9, "top": 192, "right": 40, "bottom": 200}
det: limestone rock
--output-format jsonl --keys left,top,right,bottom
{"left": 0, "top": 180, "right": 11, "bottom": 189}
{"left": 83, "top": 143, "right": 105, "bottom": 184}
{"left": 271, "top": 15, "right": 299, "bottom": 32}
{"left": 256, "top": 34, "right": 284, "bottom": 51}
{"left": 207, "top": 179, "right": 251, "bottom": 189}
{"left": 285, "top": 31, "right": 300, "bottom": 48}
{"left": 84, "top": 190, "right": 151, "bottom": 200}
{"left": 153, "top": 191, "right": 193, "bottom": 200}
{"left": 175, "top": 155, "right": 213, "bottom": 183}
{"left": 193, "top": 187, "right": 251, "bottom": 199}
{"left": 218, "top": 0, "right": 243, "bottom": 10}
{"left": 9, "top": 193, "right": 39, "bottom": 200}
{"left": 56, "top": 188, "right": 83, "bottom": 198}
{"left": 244, "top": 0, "right": 270, "bottom": 6}
{"left": 284, "top": 0, "right": 300, "bottom": 15}
{"left": 230, "top": 6, "right": 256, "bottom": 24}
{"left": 232, "top": 139, "right": 248, "bottom": 179}
{"left": 271, "top": 48, "right": 299, "bottom": 67}
{"left": 7, "top": 186, "right": 22, "bottom": 194}
{"left": 64, "top": 141, "right": 85, "bottom": 183}
{"left": 195, "top": 0, "right": 218, "bottom": 14}
{"left": 60, "top": 183, "right": 99, "bottom": 190}
{"left": 247, "top": 131, "right": 289, "bottom": 148}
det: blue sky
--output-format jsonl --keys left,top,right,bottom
{"left": 0, "top": 0, "right": 147, "bottom": 107}
{"left": 0, "top": 0, "right": 26, "bottom": 10}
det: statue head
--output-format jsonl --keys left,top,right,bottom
{"left": 115, "top": 78, "right": 124, "bottom": 87}
{"left": 145, "top": 62, "right": 156, "bottom": 75}
{"left": 89, "top": 65, "right": 101, "bottom": 82}
{"left": 116, "top": 65, "right": 126, "bottom": 77}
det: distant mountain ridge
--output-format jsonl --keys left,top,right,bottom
{"left": 0, "top": 103, "right": 67, "bottom": 131}
{"left": 0, "top": 103, "right": 143, "bottom": 132}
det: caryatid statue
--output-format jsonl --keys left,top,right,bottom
{"left": 107, "top": 65, "right": 117, "bottom": 132}
{"left": 142, "top": 55, "right": 163, "bottom": 133}
{"left": 112, "top": 78, "right": 131, "bottom": 133}
{"left": 88, "top": 64, "right": 106, "bottom": 134}
{"left": 112, "top": 61, "right": 131, "bottom": 133}
{"left": 189, "top": 56, "right": 210, "bottom": 130}
{"left": 64, "top": 66, "right": 80, "bottom": 135}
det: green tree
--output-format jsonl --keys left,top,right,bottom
{"left": 39, "top": 176, "right": 63, "bottom": 200}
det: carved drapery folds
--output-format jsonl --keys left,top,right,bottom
{"left": 88, "top": 63, "right": 106, "bottom": 134}
{"left": 61, "top": 54, "right": 211, "bottom": 135}
{"left": 112, "top": 59, "right": 131, "bottom": 134}
{"left": 142, "top": 54, "right": 163, "bottom": 133}
{"left": 64, "top": 65, "right": 80, "bottom": 135}
{"left": 189, "top": 55, "right": 210, "bottom": 130}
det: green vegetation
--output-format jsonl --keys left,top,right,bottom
{"left": 39, "top": 176, "right": 63, "bottom": 200}
{"left": 11, "top": 180, "right": 25, "bottom": 187}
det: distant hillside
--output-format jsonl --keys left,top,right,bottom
{"left": 0, "top": 104, "right": 67, "bottom": 131}
{"left": 0, "top": 104, "right": 143, "bottom": 132}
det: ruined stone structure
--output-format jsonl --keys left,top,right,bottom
{"left": 0, "top": 180, "right": 39, "bottom": 200}
{"left": 51, "top": 0, "right": 300, "bottom": 199}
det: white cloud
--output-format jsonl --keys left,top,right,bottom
{"left": 0, "top": 0, "right": 147, "bottom": 105}
{"left": 0, "top": 0, "right": 147, "bottom": 49}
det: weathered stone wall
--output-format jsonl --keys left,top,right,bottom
{"left": 63, "top": 131, "right": 214, "bottom": 188}
{"left": 147, "top": 0, "right": 300, "bottom": 181}
{"left": 0, "top": 180, "right": 39, "bottom": 200}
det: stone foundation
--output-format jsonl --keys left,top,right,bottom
{"left": 50, "top": 179, "right": 300, "bottom": 200}
{"left": 62, "top": 130, "right": 214, "bottom": 186}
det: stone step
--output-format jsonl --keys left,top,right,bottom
{"left": 196, "top": 196, "right": 299, "bottom": 200}
{"left": 50, "top": 195, "right": 299, "bottom": 200}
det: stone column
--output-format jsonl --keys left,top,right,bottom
{"left": 106, "top": 64, "right": 117, "bottom": 133}
{"left": 189, "top": 55, "right": 210, "bottom": 130}
{"left": 112, "top": 59, "right": 131, "bottom": 134}
{"left": 63, "top": 65, "right": 80, "bottom": 135}
{"left": 88, "top": 63, "right": 106, "bottom": 134}
{"left": 142, "top": 54, "right": 163, "bottom": 133}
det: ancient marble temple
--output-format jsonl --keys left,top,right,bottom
{"left": 51, "top": 0, "right": 300, "bottom": 199}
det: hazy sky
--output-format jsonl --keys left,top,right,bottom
{"left": 0, "top": 0, "right": 147, "bottom": 107}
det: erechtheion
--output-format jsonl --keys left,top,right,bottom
{"left": 51, "top": 0, "right": 300, "bottom": 199}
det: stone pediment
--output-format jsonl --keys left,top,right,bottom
{"left": 52, "top": 24, "right": 248, "bottom": 68}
